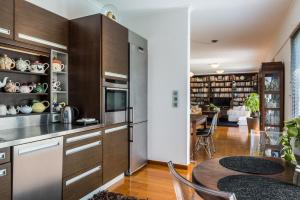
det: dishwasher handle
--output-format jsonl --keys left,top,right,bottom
{"left": 18, "top": 141, "right": 60, "bottom": 155}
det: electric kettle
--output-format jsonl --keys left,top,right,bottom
{"left": 60, "top": 106, "right": 79, "bottom": 124}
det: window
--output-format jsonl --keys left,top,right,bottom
{"left": 292, "top": 28, "right": 300, "bottom": 117}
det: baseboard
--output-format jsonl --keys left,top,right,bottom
{"left": 148, "top": 160, "right": 188, "bottom": 170}
{"left": 80, "top": 173, "right": 124, "bottom": 200}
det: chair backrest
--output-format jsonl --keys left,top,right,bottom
{"left": 210, "top": 113, "right": 218, "bottom": 134}
{"left": 205, "top": 113, "right": 218, "bottom": 137}
{"left": 168, "top": 162, "right": 237, "bottom": 200}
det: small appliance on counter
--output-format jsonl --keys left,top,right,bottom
{"left": 75, "top": 118, "right": 99, "bottom": 126}
{"left": 60, "top": 106, "right": 79, "bottom": 124}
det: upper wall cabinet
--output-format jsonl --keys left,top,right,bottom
{"left": 14, "top": 0, "right": 69, "bottom": 50}
{"left": 102, "top": 16, "right": 128, "bottom": 79}
{"left": 0, "top": 0, "right": 14, "bottom": 39}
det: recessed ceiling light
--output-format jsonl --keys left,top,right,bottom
{"left": 210, "top": 63, "right": 220, "bottom": 68}
{"left": 216, "top": 70, "right": 224, "bottom": 74}
{"left": 211, "top": 40, "right": 218, "bottom": 43}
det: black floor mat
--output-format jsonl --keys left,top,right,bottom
{"left": 219, "top": 156, "right": 284, "bottom": 174}
{"left": 89, "top": 191, "right": 146, "bottom": 200}
{"left": 218, "top": 175, "right": 300, "bottom": 200}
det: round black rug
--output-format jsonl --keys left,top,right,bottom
{"left": 219, "top": 156, "right": 284, "bottom": 174}
{"left": 218, "top": 175, "right": 300, "bottom": 200}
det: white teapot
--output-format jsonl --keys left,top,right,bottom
{"left": 0, "top": 77, "right": 8, "bottom": 88}
{"left": 7, "top": 106, "right": 18, "bottom": 115}
{"left": 17, "top": 105, "right": 32, "bottom": 114}
{"left": 30, "top": 61, "right": 49, "bottom": 74}
{"left": 17, "top": 84, "right": 34, "bottom": 94}
{"left": 16, "top": 58, "right": 30, "bottom": 72}
{"left": 0, "top": 105, "right": 7, "bottom": 116}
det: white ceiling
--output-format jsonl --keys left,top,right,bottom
{"left": 99, "top": 0, "right": 292, "bottom": 74}
{"left": 29, "top": 0, "right": 292, "bottom": 74}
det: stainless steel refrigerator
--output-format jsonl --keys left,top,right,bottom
{"left": 128, "top": 31, "right": 148, "bottom": 174}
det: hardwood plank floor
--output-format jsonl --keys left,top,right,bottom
{"left": 109, "top": 126, "right": 250, "bottom": 199}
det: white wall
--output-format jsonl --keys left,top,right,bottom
{"left": 121, "top": 8, "right": 191, "bottom": 165}
{"left": 266, "top": 0, "right": 300, "bottom": 120}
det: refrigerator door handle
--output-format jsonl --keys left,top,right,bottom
{"left": 129, "top": 107, "right": 134, "bottom": 123}
{"left": 129, "top": 125, "right": 133, "bottom": 142}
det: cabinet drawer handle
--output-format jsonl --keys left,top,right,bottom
{"left": 65, "top": 141, "right": 101, "bottom": 156}
{"left": 18, "top": 33, "right": 67, "bottom": 50}
{"left": 65, "top": 166, "right": 101, "bottom": 186}
{"left": 0, "top": 27, "right": 10, "bottom": 35}
{"left": 18, "top": 142, "right": 60, "bottom": 155}
{"left": 0, "top": 169, "right": 7, "bottom": 177}
{"left": 105, "top": 125, "right": 128, "bottom": 134}
{"left": 66, "top": 131, "right": 102, "bottom": 144}
{"left": 0, "top": 152, "right": 6, "bottom": 160}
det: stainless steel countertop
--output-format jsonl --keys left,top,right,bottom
{"left": 0, "top": 123, "right": 103, "bottom": 148}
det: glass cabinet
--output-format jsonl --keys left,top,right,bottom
{"left": 260, "top": 62, "right": 284, "bottom": 131}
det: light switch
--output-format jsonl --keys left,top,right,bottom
{"left": 172, "top": 90, "right": 179, "bottom": 108}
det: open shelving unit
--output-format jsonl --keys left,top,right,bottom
{"left": 0, "top": 46, "right": 51, "bottom": 116}
{"left": 50, "top": 50, "right": 68, "bottom": 121}
{"left": 190, "top": 73, "right": 258, "bottom": 107}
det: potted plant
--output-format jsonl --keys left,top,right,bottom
{"left": 281, "top": 117, "right": 300, "bottom": 164}
{"left": 208, "top": 103, "right": 220, "bottom": 112}
{"left": 244, "top": 93, "right": 260, "bottom": 132}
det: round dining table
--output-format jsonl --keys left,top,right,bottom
{"left": 192, "top": 157, "right": 296, "bottom": 191}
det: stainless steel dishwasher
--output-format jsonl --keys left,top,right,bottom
{"left": 13, "top": 137, "right": 63, "bottom": 200}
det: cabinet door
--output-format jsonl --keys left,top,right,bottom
{"left": 15, "top": 0, "right": 68, "bottom": 50}
{"left": 102, "top": 16, "right": 129, "bottom": 78}
{"left": 103, "top": 125, "right": 128, "bottom": 183}
{"left": 0, "top": 163, "right": 11, "bottom": 200}
{"left": 0, "top": 0, "right": 13, "bottom": 39}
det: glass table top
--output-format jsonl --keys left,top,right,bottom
{"left": 250, "top": 130, "right": 282, "bottom": 158}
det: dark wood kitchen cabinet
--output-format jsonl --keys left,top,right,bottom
{"left": 62, "top": 129, "right": 103, "bottom": 200}
{"left": 14, "top": 0, "right": 69, "bottom": 50}
{"left": 69, "top": 14, "right": 102, "bottom": 120}
{"left": 103, "top": 125, "right": 128, "bottom": 183}
{"left": 0, "top": 0, "right": 14, "bottom": 39}
{"left": 0, "top": 163, "right": 11, "bottom": 200}
{"left": 102, "top": 16, "right": 129, "bottom": 78}
{"left": 0, "top": 147, "right": 11, "bottom": 200}
{"left": 69, "top": 14, "right": 128, "bottom": 120}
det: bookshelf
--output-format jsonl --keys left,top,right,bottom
{"left": 190, "top": 73, "right": 258, "bottom": 107}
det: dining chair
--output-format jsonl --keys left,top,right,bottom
{"left": 195, "top": 113, "right": 218, "bottom": 158}
{"left": 210, "top": 113, "right": 219, "bottom": 153}
{"left": 168, "top": 161, "right": 237, "bottom": 200}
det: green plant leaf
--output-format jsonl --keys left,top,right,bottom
{"left": 295, "top": 118, "right": 300, "bottom": 126}
{"left": 288, "top": 127, "right": 299, "bottom": 137}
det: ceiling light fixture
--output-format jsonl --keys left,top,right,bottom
{"left": 210, "top": 63, "right": 220, "bottom": 68}
{"left": 216, "top": 70, "right": 224, "bottom": 74}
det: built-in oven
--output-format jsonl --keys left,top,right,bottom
{"left": 103, "top": 79, "right": 128, "bottom": 125}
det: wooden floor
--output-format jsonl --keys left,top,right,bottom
{"left": 109, "top": 126, "right": 250, "bottom": 199}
